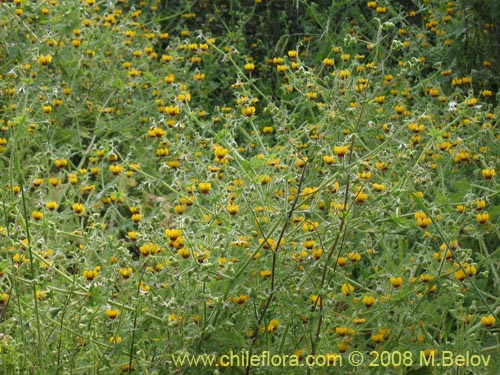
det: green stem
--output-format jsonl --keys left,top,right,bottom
{"left": 245, "top": 156, "right": 310, "bottom": 375}
{"left": 127, "top": 258, "right": 150, "bottom": 373}
{"left": 11, "top": 109, "right": 45, "bottom": 372}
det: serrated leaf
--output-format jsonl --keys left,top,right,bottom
{"left": 435, "top": 191, "right": 449, "bottom": 206}
{"left": 249, "top": 156, "right": 266, "bottom": 171}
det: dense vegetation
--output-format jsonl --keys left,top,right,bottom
{"left": 0, "top": 0, "right": 498, "bottom": 374}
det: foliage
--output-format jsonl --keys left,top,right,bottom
{"left": 0, "top": 0, "right": 498, "bottom": 374}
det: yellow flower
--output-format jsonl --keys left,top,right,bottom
{"left": 140, "top": 282, "right": 151, "bottom": 293}
{"left": 466, "top": 265, "right": 477, "bottom": 277}
{"left": 480, "top": 315, "right": 496, "bottom": 328}
{"left": 476, "top": 212, "right": 489, "bottom": 224}
{"left": 454, "top": 269, "right": 466, "bottom": 281}
{"left": 340, "top": 54, "right": 350, "bottom": 62}
{"left": 428, "top": 88, "right": 439, "bottom": 97}
{"left": 31, "top": 211, "right": 43, "bottom": 221}
{"left": 156, "top": 147, "right": 169, "bottom": 157}
{"left": 260, "top": 270, "right": 272, "bottom": 278}
{"left": 306, "top": 91, "right": 317, "bottom": 100}
{"left": 105, "top": 309, "right": 120, "bottom": 320}
{"left": 419, "top": 274, "right": 434, "bottom": 283}
{"left": 38, "top": 54, "right": 52, "bottom": 66}
{"left": 408, "top": 123, "right": 425, "bottom": 133}
{"left": 13, "top": 253, "right": 29, "bottom": 264}
{"left": 311, "top": 248, "right": 323, "bottom": 260}
{"left": 333, "top": 145, "right": 349, "bottom": 157}
{"left": 323, "top": 155, "right": 336, "bottom": 165}
{"left": 348, "top": 252, "right": 361, "bottom": 262}
{"left": 260, "top": 126, "right": 273, "bottom": 135}
{"left": 337, "top": 257, "right": 347, "bottom": 267}
{"left": 302, "top": 240, "right": 315, "bottom": 249}
{"left": 226, "top": 203, "right": 239, "bottom": 216}
{"left": 177, "top": 248, "right": 190, "bottom": 259}
{"left": 0, "top": 293, "right": 9, "bottom": 304}
{"left": 354, "top": 190, "right": 368, "bottom": 204}
{"left": 232, "top": 295, "right": 248, "bottom": 304}
{"left": 241, "top": 106, "right": 256, "bottom": 117}
{"left": 335, "top": 327, "right": 354, "bottom": 336}
{"left": 165, "top": 229, "right": 182, "bottom": 241}
{"left": 244, "top": 63, "right": 255, "bottom": 72}
{"left": 389, "top": 276, "right": 403, "bottom": 288}
{"left": 193, "top": 73, "right": 205, "bottom": 81}
{"left": 49, "top": 177, "right": 61, "bottom": 187}
{"left": 276, "top": 64, "right": 287, "bottom": 73}
{"left": 302, "top": 220, "right": 319, "bottom": 232}
{"left": 341, "top": 283, "right": 354, "bottom": 296}
{"left": 127, "top": 67, "right": 141, "bottom": 77}
{"left": 174, "top": 204, "right": 186, "bottom": 214}
{"left": 68, "top": 174, "right": 78, "bottom": 184}
{"left": 465, "top": 97, "right": 477, "bottom": 107}
{"left": 481, "top": 169, "right": 496, "bottom": 180}
{"left": 109, "top": 164, "right": 124, "bottom": 175}
{"left": 476, "top": 199, "right": 486, "bottom": 210}
{"left": 83, "top": 268, "right": 99, "bottom": 281}
{"left": 72, "top": 203, "right": 85, "bottom": 214}
{"left": 164, "top": 105, "right": 180, "bottom": 116}
{"left": 310, "top": 295, "right": 323, "bottom": 306}
{"left": 36, "top": 290, "right": 48, "bottom": 300}
{"left": 338, "top": 343, "right": 350, "bottom": 352}
{"left": 119, "top": 267, "right": 133, "bottom": 279}
{"left": 371, "top": 333, "right": 384, "bottom": 343}
{"left": 109, "top": 336, "right": 122, "bottom": 344}
{"left": 169, "top": 237, "right": 185, "bottom": 249}
{"left": 90, "top": 167, "right": 101, "bottom": 176}
{"left": 139, "top": 243, "right": 160, "bottom": 257}
{"left": 131, "top": 213, "right": 142, "bottom": 223}
{"left": 267, "top": 319, "right": 279, "bottom": 333}
{"left": 394, "top": 104, "right": 405, "bottom": 114}
{"left": 214, "top": 146, "right": 229, "bottom": 159}
{"left": 362, "top": 296, "right": 376, "bottom": 308}
{"left": 125, "top": 232, "right": 138, "bottom": 242}
{"left": 415, "top": 212, "right": 432, "bottom": 229}
{"left": 323, "top": 58, "right": 335, "bottom": 67}
{"left": 260, "top": 175, "right": 272, "bottom": 185}
{"left": 199, "top": 182, "right": 211, "bottom": 194}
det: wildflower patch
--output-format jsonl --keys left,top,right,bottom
{"left": 0, "top": 0, "right": 498, "bottom": 374}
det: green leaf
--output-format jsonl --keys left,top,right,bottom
{"left": 434, "top": 191, "right": 449, "bottom": 206}
{"left": 249, "top": 155, "right": 266, "bottom": 171}
{"left": 410, "top": 192, "right": 428, "bottom": 215}
{"left": 407, "top": 367, "right": 436, "bottom": 375}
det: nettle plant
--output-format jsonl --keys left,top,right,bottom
{"left": 0, "top": 0, "right": 498, "bottom": 374}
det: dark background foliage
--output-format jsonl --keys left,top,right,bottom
{"left": 147, "top": 0, "right": 500, "bottom": 97}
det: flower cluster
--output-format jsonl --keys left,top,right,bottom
{"left": 0, "top": 0, "right": 497, "bottom": 373}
